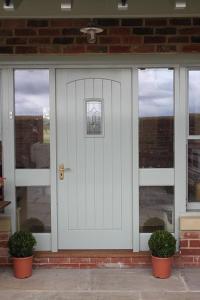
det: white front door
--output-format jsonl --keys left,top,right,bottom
{"left": 56, "top": 69, "right": 132, "bottom": 249}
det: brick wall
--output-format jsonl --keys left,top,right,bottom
{"left": 0, "top": 18, "right": 200, "bottom": 54}
{"left": 179, "top": 231, "right": 200, "bottom": 266}
{"left": 0, "top": 232, "right": 9, "bottom": 265}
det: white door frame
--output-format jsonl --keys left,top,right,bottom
{"left": 1, "top": 56, "right": 195, "bottom": 252}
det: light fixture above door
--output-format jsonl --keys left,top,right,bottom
{"left": 175, "top": 0, "right": 187, "bottom": 9}
{"left": 118, "top": 0, "right": 128, "bottom": 10}
{"left": 80, "top": 21, "right": 104, "bottom": 44}
{"left": 61, "top": 0, "right": 72, "bottom": 11}
{"left": 3, "top": 0, "right": 14, "bottom": 10}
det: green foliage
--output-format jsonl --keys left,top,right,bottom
{"left": 8, "top": 231, "right": 36, "bottom": 258}
{"left": 148, "top": 230, "right": 176, "bottom": 258}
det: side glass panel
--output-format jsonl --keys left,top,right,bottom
{"left": 188, "top": 140, "right": 200, "bottom": 202}
{"left": 86, "top": 99, "right": 103, "bottom": 136}
{"left": 189, "top": 70, "right": 200, "bottom": 135}
{"left": 139, "top": 186, "right": 174, "bottom": 233}
{"left": 16, "top": 186, "right": 51, "bottom": 233}
{"left": 0, "top": 142, "right": 3, "bottom": 202}
{"left": 139, "top": 68, "right": 174, "bottom": 168}
{"left": 15, "top": 70, "right": 50, "bottom": 169}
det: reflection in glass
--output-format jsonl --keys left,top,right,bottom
{"left": 86, "top": 100, "right": 102, "bottom": 135}
{"left": 139, "top": 69, "right": 174, "bottom": 168}
{"left": 16, "top": 186, "right": 51, "bottom": 233}
{"left": 188, "top": 140, "right": 200, "bottom": 202}
{"left": 139, "top": 186, "right": 174, "bottom": 233}
{"left": 15, "top": 70, "right": 50, "bottom": 169}
{"left": 0, "top": 142, "right": 3, "bottom": 202}
{"left": 189, "top": 71, "right": 200, "bottom": 135}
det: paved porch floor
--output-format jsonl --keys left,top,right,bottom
{"left": 0, "top": 268, "right": 200, "bottom": 300}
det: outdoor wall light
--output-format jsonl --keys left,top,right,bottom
{"left": 3, "top": 0, "right": 14, "bottom": 10}
{"left": 80, "top": 23, "right": 104, "bottom": 44}
{"left": 118, "top": 0, "right": 128, "bottom": 10}
{"left": 175, "top": 0, "right": 187, "bottom": 9}
{"left": 61, "top": 0, "right": 72, "bottom": 11}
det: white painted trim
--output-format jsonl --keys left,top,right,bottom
{"left": 186, "top": 68, "right": 200, "bottom": 211}
{"left": 49, "top": 68, "right": 58, "bottom": 252}
{"left": 140, "top": 233, "right": 151, "bottom": 251}
{"left": 0, "top": 53, "right": 199, "bottom": 66}
{"left": 2, "top": 69, "right": 16, "bottom": 232}
{"left": 0, "top": 72, "right": 2, "bottom": 142}
{"left": 187, "top": 203, "right": 200, "bottom": 211}
{"left": 132, "top": 67, "right": 139, "bottom": 252}
{"left": 139, "top": 169, "right": 174, "bottom": 186}
{"left": 188, "top": 136, "right": 200, "bottom": 140}
{"left": 15, "top": 169, "right": 50, "bottom": 186}
{"left": 34, "top": 233, "right": 51, "bottom": 251}
{"left": 174, "top": 67, "right": 187, "bottom": 247}
{"left": 0, "top": 61, "right": 198, "bottom": 251}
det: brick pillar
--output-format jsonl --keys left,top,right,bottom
{"left": 179, "top": 216, "right": 200, "bottom": 266}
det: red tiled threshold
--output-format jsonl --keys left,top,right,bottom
{"left": 33, "top": 250, "right": 151, "bottom": 268}
{"left": 1, "top": 249, "right": 200, "bottom": 269}
{"left": 30, "top": 250, "right": 200, "bottom": 269}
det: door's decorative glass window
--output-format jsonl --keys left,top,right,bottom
{"left": 86, "top": 99, "right": 103, "bottom": 136}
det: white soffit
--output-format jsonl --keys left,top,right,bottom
{"left": 0, "top": 0, "right": 199, "bottom": 18}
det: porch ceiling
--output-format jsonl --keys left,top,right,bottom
{"left": 1, "top": 0, "right": 200, "bottom": 18}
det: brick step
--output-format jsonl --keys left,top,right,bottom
{"left": 33, "top": 250, "right": 151, "bottom": 268}
{"left": 1, "top": 249, "right": 200, "bottom": 268}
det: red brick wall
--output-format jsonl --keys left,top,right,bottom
{"left": 0, "top": 18, "right": 200, "bottom": 54}
{"left": 179, "top": 231, "right": 200, "bottom": 266}
{"left": 1, "top": 229, "right": 200, "bottom": 267}
{"left": 0, "top": 232, "right": 9, "bottom": 265}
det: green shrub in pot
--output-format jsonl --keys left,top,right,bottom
{"left": 8, "top": 231, "right": 36, "bottom": 258}
{"left": 148, "top": 230, "right": 176, "bottom": 258}
{"left": 8, "top": 231, "right": 36, "bottom": 279}
{"left": 148, "top": 230, "right": 176, "bottom": 279}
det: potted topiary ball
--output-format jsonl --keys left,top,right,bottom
{"left": 148, "top": 230, "right": 176, "bottom": 279}
{"left": 8, "top": 231, "right": 36, "bottom": 279}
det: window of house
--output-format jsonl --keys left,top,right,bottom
{"left": 0, "top": 142, "right": 3, "bottom": 202}
{"left": 16, "top": 186, "right": 51, "bottom": 233}
{"left": 139, "top": 186, "right": 174, "bottom": 233}
{"left": 188, "top": 70, "right": 200, "bottom": 204}
{"left": 15, "top": 70, "right": 50, "bottom": 169}
{"left": 139, "top": 68, "right": 174, "bottom": 168}
{"left": 139, "top": 68, "right": 175, "bottom": 235}
{"left": 14, "top": 69, "right": 51, "bottom": 234}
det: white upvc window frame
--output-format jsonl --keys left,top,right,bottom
{"left": 136, "top": 66, "right": 177, "bottom": 250}
{"left": 187, "top": 68, "right": 200, "bottom": 211}
{"left": 1, "top": 56, "right": 199, "bottom": 252}
{"left": 2, "top": 67, "right": 57, "bottom": 251}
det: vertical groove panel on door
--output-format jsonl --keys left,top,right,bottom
{"left": 57, "top": 69, "right": 132, "bottom": 249}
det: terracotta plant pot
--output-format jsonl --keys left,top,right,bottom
{"left": 13, "top": 256, "right": 33, "bottom": 279}
{"left": 151, "top": 255, "right": 172, "bottom": 279}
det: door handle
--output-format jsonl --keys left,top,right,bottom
{"left": 59, "top": 164, "right": 65, "bottom": 180}
{"left": 58, "top": 164, "right": 71, "bottom": 180}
